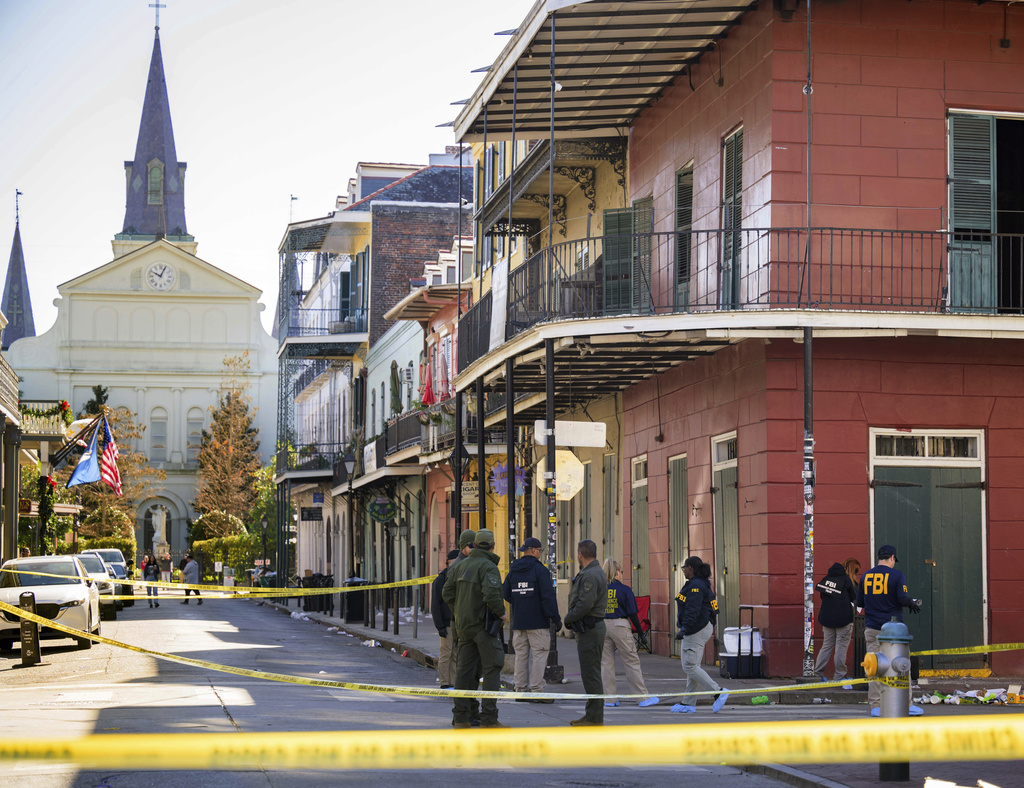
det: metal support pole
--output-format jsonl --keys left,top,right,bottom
{"left": 2, "top": 421, "right": 19, "bottom": 564}
{"left": 476, "top": 376, "right": 486, "bottom": 530}
{"left": 544, "top": 337, "right": 562, "bottom": 681}
{"left": 506, "top": 358, "right": 516, "bottom": 565}
{"left": 801, "top": 0, "right": 817, "bottom": 678}
{"left": 453, "top": 389, "right": 463, "bottom": 534}
{"left": 413, "top": 585, "right": 419, "bottom": 639}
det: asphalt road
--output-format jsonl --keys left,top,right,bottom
{"left": 0, "top": 596, "right": 1015, "bottom": 788}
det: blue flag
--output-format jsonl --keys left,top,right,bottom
{"left": 66, "top": 423, "right": 101, "bottom": 488}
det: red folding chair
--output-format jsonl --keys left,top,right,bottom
{"left": 631, "top": 595, "right": 652, "bottom": 653}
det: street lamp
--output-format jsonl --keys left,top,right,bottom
{"left": 343, "top": 452, "right": 355, "bottom": 578}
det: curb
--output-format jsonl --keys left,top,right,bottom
{"left": 743, "top": 763, "right": 850, "bottom": 788}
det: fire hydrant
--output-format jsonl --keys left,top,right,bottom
{"left": 861, "top": 619, "right": 913, "bottom": 781}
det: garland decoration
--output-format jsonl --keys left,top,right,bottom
{"left": 20, "top": 400, "right": 73, "bottom": 427}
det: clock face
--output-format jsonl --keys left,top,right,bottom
{"left": 146, "top": 263, "right": 176, "bottom": 291}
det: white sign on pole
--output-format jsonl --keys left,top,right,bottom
{"left": 534, "top": 420, "right": 607, "bottom": 448}
{"left": 214, "top": 561, "right": 223, "bottom": 573}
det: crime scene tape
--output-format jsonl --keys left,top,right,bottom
{"left": 912, "top": 642, "right": 1024, "bottom": 657}
{"left": 0, "top": 715, "right": 1021, "bottom": 770}
{"left": 0, "top": 567, "right": 435, "bottom": 597}
{"left": 0, "top": 597, "right": 870, "bottom": 701}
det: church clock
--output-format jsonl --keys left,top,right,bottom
{"left": 146, "top": 262, "right": 177, "bottom": 291}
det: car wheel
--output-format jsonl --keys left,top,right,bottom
{"left": 115, "top": 600, "right": 123, "bottom": 612}
{"left": 76, "top": 617, "right": 93, "bottom": 650}
{"left": 0, "top": 639, "right": 14, "bottom": 653}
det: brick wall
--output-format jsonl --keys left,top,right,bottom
{"left": 368, "top": 204, "right": 471, "bottom": 347}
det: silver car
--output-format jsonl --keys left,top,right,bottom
{"left": 75, "top": 553, "right": 118, "bottom": 619}
{"left": 0, "top": 555, "right": 101, "bottom": 651}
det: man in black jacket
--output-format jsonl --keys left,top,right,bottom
{"left": 502, "top": 537, "right": 561, "bottom": 700}
{"left": 431, "top": 549, "right": 460, "bottom": 689}
{"left": 813, "top": 561, "right": 856, "bottom": 682}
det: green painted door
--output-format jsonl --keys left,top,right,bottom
{"left": 669, "top": 456, "right": 688, "bottom": 656}
{"left": 873, "top": 466, "right": 985, "bottom": 669}
{"left": 631, "top": 475, "right": 650, "bottom": 598}
{"left": 713, "top": 465, "right": 740, "bottom": 633}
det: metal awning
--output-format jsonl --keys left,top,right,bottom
{"left": 454, "top": 0, "right": 758, "bottom": 141}
{"left": 384, "top": 284, "right": 464, "bottom": 323}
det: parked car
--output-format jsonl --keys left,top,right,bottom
{"left": 106, "top": 562, "right": 135, "bottom": 608}
{"left": 0, "top": 555, "right": 101, "bottom": 651}
{"left": 75, "top": 553, "right": 118, "bottom": 619}
{"left": 82, "top": 548, "right": 131, "bottom": 578}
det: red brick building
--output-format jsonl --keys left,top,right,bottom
{"left": 453, "top": 0, "right": 1024, "bottom": 675}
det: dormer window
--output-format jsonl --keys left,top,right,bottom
{"left": 148, "top": 163, "right": 164, "bottom": 205}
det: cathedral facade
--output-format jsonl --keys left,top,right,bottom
{"left": 5, "top": 28, "right": 277, "bottom": 560}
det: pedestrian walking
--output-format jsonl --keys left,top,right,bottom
{"left": 502, "top": 536, "right": 560, "bottom": 702}
{"left": 601, "top": 559, "right": 659, "bottom": 708}
{"left": 857, "top": 544, "right": 922, "bottom": 716}
{"left": 181, "top": 554, "right": 202, "bottom": 605}
{"left": 442, "top": 529, "right": 507, "bottom": 729}
{"left": 431, "top": 548, "right": 460, "bottom": 689}
{"left": 813, "top": 561, "right": 856, "bottom": 682}
{"left": 142, "top": 553, "right": 160, "bottom": 608}
{"left": 672, "top": 556, "right": 729, "bottom": 714}
{"left": 563, "top": 539, "right": 606, "bottom": 726}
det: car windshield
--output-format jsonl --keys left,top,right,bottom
{"left": 109, "top": 564, "right": 127, "bottom": 578}
{"left": 0, "top": 560, "right": 82, "bottom": 588}
{"left": 92, "top": 550, "right": 124, "bottom": 564}
{"left": 76, "top": 554, "right": 106, "bottom": 573}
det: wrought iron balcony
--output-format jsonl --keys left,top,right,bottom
{"left": 384, "top": 411, "right": 425, "bottom": 456}
{"left": 0, "top": 356, "right": 20, "bottom": 422}
{"left": 459, "top": 227, "right": 1024, "bottom": 369}
{"left": 277, "top": 308, "right": 367, "bottom": 341}
{"left": 275, "top": 442, "right": 342, "bottom": 475}
{"left": 457, "top": 291, "right": 491, "bottom": 373}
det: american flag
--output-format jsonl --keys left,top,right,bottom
{"left": 100, "top": 417, "right": 123, "bottom": 497}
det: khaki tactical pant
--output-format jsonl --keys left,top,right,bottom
{"left": 601, "top": 617, "right": 650, "bottom": 699}
{"left": 437, "top": 629, "right": 456, "bottom": 686}
{"left": 814, "top": 622, "right": 854, "bottom": 681}
{"left": 512, "top": 628, "right": 550, "bottom": 693}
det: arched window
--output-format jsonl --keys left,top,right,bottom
{"left": 186, "top": 408, "right": 204, "bottom": 464}
{"left": 150, "top": 407, "right": 168, "bottom": 462}
{"left": 148, "top": 164, "right": 163, "bottom": 205}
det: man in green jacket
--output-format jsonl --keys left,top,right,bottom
{"left": 564, "top": 539, "right": 607, "bottom": 726}
{"left": 442, "top": 529, "right": 507, "bottom": 728}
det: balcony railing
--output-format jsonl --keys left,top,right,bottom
{"left": 18, "top": 399, "right": 70, "bottom": 436}
{"left": 275, "top": 442, "right": 343, "bottom": 475}
{"left": 0, "top": 356, "right": 17, "bottom": 418}
{"left": 293, "top": 359, "right": 330, "bottom": 398}
{"left": 277, "top": 308, "right": 367, "bottom": 341}
{"left": 384, "top": 411, "right": 424, "bottom": 456}
{"left": 459, "top": 228, "right": 1024, "bottom": 369}
{"left": 457, "top": 291, "right": 491, "bottom": 373}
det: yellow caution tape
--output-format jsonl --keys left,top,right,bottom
{"left": 0, "top": 716, "right": 1022, "bottom": 770}
{"left": 0, "top": 597, "right": 867, "bottom": 701}
{"left": 911, "top": 642, "right": 1024, "bottom": 657}
{"left": 1, "top": 567, "right": 435, "bottom": 596}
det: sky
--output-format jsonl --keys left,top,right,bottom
{"left": 0, "top": 0, "right": 534, "bottom": 334}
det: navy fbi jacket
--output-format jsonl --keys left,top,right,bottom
{"left": 856, "top": 563, "right": 913, "bottom": 630}
{"left": 502, "top": 554, "right": 560, "bottom": 630}
{"left": 675, "top": 577, "right": 718, "bottom": 636}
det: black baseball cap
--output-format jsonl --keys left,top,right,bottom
{"left": 446, "top": 549, "right": 460, "bottom": 561}
{"left": 519, "top": 537, "right": 542, "bottom": 552}
{"left": 877, "top": 544, "right": 899, "bottom": 562}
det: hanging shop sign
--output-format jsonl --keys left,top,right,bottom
{"left": 490, "top": 462, "right": 527, "bottom": 498}
{"left": 367, "top": 496, "right": 398, "bottom": 523}
{"left": 300, "top": 507, "right": 323, "bottom": 522}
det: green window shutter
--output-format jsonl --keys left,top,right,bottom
{"left": 722, "top": 129, "right": 743, "bottom": 308}
{"left": 603, "top": 207, "right": 634, "bottom": 313}
{"left": 632, "top": 196, "right": 653, "bottom": 312}
{"left": 675, "top": 169, "right": 694, "bottom": 308}
{"left": 949, "top": 114, "right": 994, "bottom": 234}
{"left": 948, "top": 113, "right": 996, "bottom": 311}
